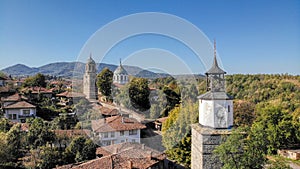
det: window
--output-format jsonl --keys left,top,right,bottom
{"left": 120, "top": 131, "right": 124, "bottom": 136}
{"left": 129, "top": 129, "right": 137, "bottom": 135}
{"left": 121, "top": 140, "right": 125, "bottom": 143}
{"left": 102, "top": 141, "right": 111, "bottom": 146}
{"left": 111, "top": 132, "right": 115, "bottom": 137}
{"left": 9, "top": 114, "right": 17, "bottom": 120}
{"left": 132, "top": 139, "right": 136, "bottom": 143}
{"left": 23, "top": 109, "right": 30, "bottom": 116}
{"left": 228, "top": 105, "right": 230, "bottom": 112}
{"left": 102, "top": 132, "right": 108, "bottom": 138}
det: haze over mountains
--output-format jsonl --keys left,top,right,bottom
{"left": 1, "top": 62, "right": 173, "bottom": 78}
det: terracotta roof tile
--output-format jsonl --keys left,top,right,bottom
{"left": 4, "top": 101, "right": 35, "bottom": 109}
{"left": 56, "top": 91, "right": 85, "bottom": 98}
{"left": 58, "top": 143, "right": 165, "bottom": 169}
{"left": 1, "top": 93, "right": 21, "bottom": 102}
{"left": 22, "top": 87, "right": 54, "bottom": 94}
{"left": 54, "top": 129, "right": 91, "bottom": 138}
{"left": 91, "top": 115, "right": 146, "bottom": 133}
{"left": 100, "top": 107, "right": 119, "bottom": 116}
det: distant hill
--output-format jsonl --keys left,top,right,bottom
{"left": 1, "top": 62, "right": 171, "bottom": 78}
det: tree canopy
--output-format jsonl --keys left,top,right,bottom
{"left": 96, "top": 68, "right": 113, "bottom": 98}
{"left": 128, "top": 77, "right": 150, "bottom": 111}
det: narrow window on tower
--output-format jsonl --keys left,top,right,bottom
{"left": 228, "top": 105, "right": 230, "bottom": 112}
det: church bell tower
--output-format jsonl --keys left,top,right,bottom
{"left": 191, "top": 40, "right": 233, "bottom": 169}
{"left": 83, "top": 54, "right": 97, "bottom": 100}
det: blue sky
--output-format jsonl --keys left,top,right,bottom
{"left": 0, "top": 0, "right": 299, "bottom": 74}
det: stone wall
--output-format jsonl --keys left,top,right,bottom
{"left": 191, "top": 124, "right": 231, "bottom": 169}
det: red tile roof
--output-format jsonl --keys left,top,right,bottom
{"left": 4, "top": 101, "right": 35, "bottom": 109}
{"left": 1, "top": 93, "right": 21, "bottom": 102}
{"left": 56, "top": 91, "right": 86, "bottom": 98}
{"left": 57, "top": 142, "right": 165, "bottom": 169}
{"left": 100, "top": 107, "right": 119, "bottom": 116}
{"left": 22, "top": 87, "right": 54, "bottom": 94}
{"left": 92, "top": 115, "right": 146, "bottom": 133}
{"left": 155, "top": 117, "right": 168, "bottom": 123}
{"left": 54, "top": 129, "right": 91, "bottom": 138}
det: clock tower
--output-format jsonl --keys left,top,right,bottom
{"left": 198, "top": 40, "right": 233, "bottom": 129}
{"left": 191, "top": 40, "right": 233, "bottom": 169}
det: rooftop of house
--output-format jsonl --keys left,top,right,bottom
{"left": 57, "top": 142, "right": 165, "bottom": 169}
{"left": 4, "top": 101, "right": 36, "bottom": 109}
{"left": 54, "top": 129, "right": 91, "bottom": 138}
{"left": 100, "top": 107, "right": 119, "bottom": 116}
{"left": 155, "top": 117, "right": 168, "bottom": 124}
{"left": 91, "top": 115, "right": 146, "bottom": 133}
{"left": 1, "top": 93, "right": 28, "bottom": 102}
{"left": 56, "top": 91, "right": 86, "bottom": 98}
{"left": 21, "top": 86, "right": 54, "bottom": 94}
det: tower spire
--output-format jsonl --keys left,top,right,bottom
{"left": 119, "top": 58, "right": 122, "bottom": 66}
{"left": 213, "top": 39, "right": 218, "bottom": 67}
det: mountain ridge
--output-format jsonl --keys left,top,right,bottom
{"left": 1, "top": 62, "right": 173, "bottom": 79}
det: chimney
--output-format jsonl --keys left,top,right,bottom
{"left": 148, "top": 151, "right": 153, "bottom": 161}
{"left": 18, "top": 93, "right": 22, "bottom": 101}
{"left": 142, "top": 144, "right": 145, "bottom": 150}
{"left": 114, "top": 147, "right": 118, "bottom": 154}
{"left": 128, "top": 160, "right": 132, "bottom": 169}
{"left": 104, "top": 118, "right": 106, "bottom": 123}
{"left": 122, "top": 117, "right": 124, "bottom": 123}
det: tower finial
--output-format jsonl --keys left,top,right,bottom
{"left": 89, "top": 53, "right": 92, "bottom": 59}
{"left": 213, "top": 39, "right": 218, "bottom": 67}
{"left": 120, "top": 58, "right": 122, "bottom": 66}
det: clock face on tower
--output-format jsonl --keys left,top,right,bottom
{"left": 216, "top": 107, "right": 227, "bottom": 128}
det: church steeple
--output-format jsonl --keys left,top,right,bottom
{"left": 205, "top": 40, "right": 226, "bottom": 92}
{"left": 197, "top": 39, "right": 233, "bottom": 129}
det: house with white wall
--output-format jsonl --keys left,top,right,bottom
{"left": 4, "top": 101, "right": 36, "bottom": 123}
{"left": 91, "top": 115, "right": 146, "bottom": 146}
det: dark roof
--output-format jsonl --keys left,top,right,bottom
{"left": 91, "top": 115, "right": 146, "bottom": 133}
{"left": 206, "top": 56, "right": 226, "bottom": 74}
{"left": 0, "top": 77, "right": 7, "bottom": 80}
{"left": 198, "top": 91, "right": 233, "bottom": 100}
{"left": 4, "top": 101, "right": 36, "bottom": 109}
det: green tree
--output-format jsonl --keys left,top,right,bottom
{"left": 97, "top": 68, "right": 113, "bottom": 99}
{"left": 233, "top": 100, "right": 255, "bottom": 127}
{"left": 0, "top": 118, "right": 12, "bottom": 132}
{"left": 128, "top": 77, "right": 150, "bottom": 111}
{"left": 23, "top": 73, "right": 47, "bottom": 87}
{"left": 37, "top": 145, "right": 60, "bottom": 169}
{"left": 63, "top": 136, "right": 96, "bottom": 164}
{"left": 214, "top": 127, "right": 266, "bottom": 169}
{"left": 26, "top": 118, "right": 56, "bottom": 148}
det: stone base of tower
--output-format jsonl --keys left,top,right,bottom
{"left": 191, "top": 123, "right": 231, "bottom": 169}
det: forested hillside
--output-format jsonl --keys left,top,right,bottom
{"left": 161, "top": 74, "right": 300, "bottom": 168}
